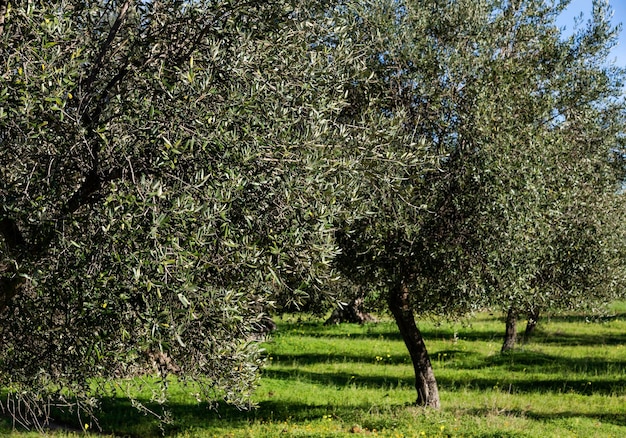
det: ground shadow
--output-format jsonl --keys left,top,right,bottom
{"left": 274, "top": 324, "right": 505, "bottom": 344}
{"left": 265, "top": 347, "right": 479, "bottom": 367}
{"left": 537, "top": 311, "right": 626, "bottom": 324}
{"left": 264, "top": 364, "right": 626, "bottom": 397}
{"left": 263, "top": 345, "right": 626, "bottom": 396}
{"left": 464, "top": 407, "right": 626, "bottom": 429}
{"left": 41, "top": 397, "right": 414, "bottom": 437}
{"left": 528, "top": 329, "right": 626, "bottom": 347}
{"left": 526, "top": 410, "right": 626, "bottom": 428}
{"left": 262, "top": 367, "right": 414, "bottom": 389}
{"left": 458, "top": 349, "right": 626, "bottom": 377}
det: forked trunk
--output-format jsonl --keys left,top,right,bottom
{"left": 325, "top": 292, "right": 377, "bottom": 325}
{"left": 387, "top": 281, "right": 440, "bottom": 408}
{"left": 501, "top": 306, "right": 517, "bottom": 352}
{"left": 522, "top": 308, "right": 540, "bottom": 344}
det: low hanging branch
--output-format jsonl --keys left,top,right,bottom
{"left": 0, "top": 0, "right": 7, "bottom": 38}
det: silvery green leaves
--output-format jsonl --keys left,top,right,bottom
{"left": 0, "top": 0, "right": 349, "bottom": 428}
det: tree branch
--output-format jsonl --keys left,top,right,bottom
{"left": 0, "top": 0, "right": 8, "bottom": 38}
{"left": 59, "top": 166, "right": 124, "bottom": 218}
{"left": 80, "top": 0, "right": 131, "bottom": 96}
{"left": 60, "top": 168, "right": 101, "bottom": 217}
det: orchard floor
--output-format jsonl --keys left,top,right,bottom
{"left": 3, "top": 303, "right": 626, "bottom": 437}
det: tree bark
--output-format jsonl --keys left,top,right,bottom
{"left": 325, "top": 292, "right": 377, "bottom": 325}
{"left": 523, "top": 308, "right": 540, "bottom": 344}
{"left": 501, "top": 306, "right": 517, "bottom": 352}
{"left": 0, "top": 0, "right": 8, "bottom": 38}
{"left": 387, "top": 281, "right": 440, "bottom": 408}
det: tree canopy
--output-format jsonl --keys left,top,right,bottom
{"left": 0, "top": 0, "right": 625, "bottom": 427}
{"left": 328, "top": 0, "right": 626, "bottom": 406}
{"left": 0, "top": 0, "right": 354, "bottom": 426}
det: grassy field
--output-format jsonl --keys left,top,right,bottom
{"left": 2, "top": 303, "right": 626, "bottom": 437}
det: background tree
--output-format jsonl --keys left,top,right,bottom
{"left": 458, "top": 0, "right": 626, "bottom": 352}
{"left": 319, "top": 0, "right": 494, "bottom": 408}
{"left": 327, "top": 0, "right": 626, "bottom": 407}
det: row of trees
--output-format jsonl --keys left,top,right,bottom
{"left": 1, "top": 0, "right": 625, "bottom": 426}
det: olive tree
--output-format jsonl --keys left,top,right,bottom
{"left": 461, "top": 0, "right": 626, "bottom": 352}
{"left": 0, "top": 0, "right": 352, "bottom": 428}
{"left": 325, "top": 0, "right": 626, "bottom": 407}
{"left": 312, "top": 0, "right": 495, "bottom": 408}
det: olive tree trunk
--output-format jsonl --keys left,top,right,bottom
{"left": 501, "top": 306, "right": 518, "bottom": 352}
{"left": 522, "top": 308, "right": 540, "bottom": 344}
{"left": 325, "top": 291, "right": 377, "bottom": 325}
{"left": 387, "top": 281, "right": 440, "bottom": 408}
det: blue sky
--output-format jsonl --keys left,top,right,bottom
{"left": 557, "top": 0, "right": 626, "bottom": 67}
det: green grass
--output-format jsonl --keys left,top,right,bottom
{"left": 3, "top": 303, "right": 626, "bottom": 437}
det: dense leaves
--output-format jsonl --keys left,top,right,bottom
{"left": 0, "top": 0, "right": 352, "bottom": 427}
{"left": 328, "top": 0, "right": 626, "bottom": 405}
{"left": 0, "top": 0, "right": 625, "bottom": 427}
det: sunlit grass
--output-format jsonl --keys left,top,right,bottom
{"left": 2, "top": 303, "right": 626, "bottom": 437}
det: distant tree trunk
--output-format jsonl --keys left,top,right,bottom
{"left": 523, "top": 308, "right": 540, "bottom": 344}
{"left": 387, "top": 281, "right": 440, "bottom": 408}
{"left": 501, "top": 306, "right": 518, "bottom": 352}
{"left": 325, "top": 291, "right": 376, "bottom": 325}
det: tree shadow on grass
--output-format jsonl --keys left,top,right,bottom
{"left": 266, "top": 346, "right": 626, "bottom": 382}
{"left": 526, "top": 410, "right": 626, "bottom": 428}
{"left": 529, "top": 329, "right": 626, "bottom": 347}
{"left": 539, "top": 311, "right": 626, "bottom": 325}
{"left": 2, "top": 395, "right": 340, "bottom": 437}
{"left": 39, "top": 396, "right": 265, "bottom": 438}
{"left": 275, "top": 325, "right": 505, "bottom": 343}
{"left": 264, "top": 345, "right": 626, "bottom": 396}
{"left": 275, "top": 324, "right": 626, "bottom": 348}
{"left": 276, "top": 313, "right": 626, "bottom": 347}
{"left": 437, "top": 375, "right": 626, "bottom": 395}
{"left": 266, "top": 347, "right": 478, "bottom": 367}
{"left": 458, "top": 349, "right": 626, "bottom": 377}
{"left": 262, "top": 367, "right": 414, "bottom": 389}
{"left": 75, "top": 398, "right": 405, "bottom": 437}
{"left": 463, "top": 407, "right": 626, "bottom": 429}
{"left": 264, "top": 365, "right": 626, "bottom": 397}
